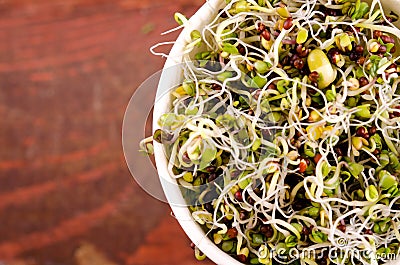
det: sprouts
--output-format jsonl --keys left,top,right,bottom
{"left": 146, "top": 0, "right": 400, "bottom": 264}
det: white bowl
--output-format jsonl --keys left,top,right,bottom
{"left": 153, "top": 1, "right": 242, "bottom": 264}
{"left": 152, "top": 1, "right": 400, "bottom": 264}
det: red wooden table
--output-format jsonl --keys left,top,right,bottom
{"left": 0, "top": 0, "right": 214, "bottom": 264}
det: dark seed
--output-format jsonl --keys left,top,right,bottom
{"left": 267, "top": 83, "right": 277, "bottom": 90}
{"left": 357, "top": 57, "right": 366, "bottom": 65}
{"left": 327, "top": 48, "right": 341, "bottom": 64}
{"left": 239, "top": 211, "right": 247, "bottom": 220}
{"left": 326, "top": 8, "right": 339, "bottom": 16}
{"left": 281, "top": 55, "right": 290, "bottom": 66}
{"left": 293, "top": 58, "right": 305, "bottom": 69}
{"left": 204, "top": 202, "right": 214, "bottom": 213}
{"left": 182, "top": 152, "right": 191, "bottom": 163}
{"left": 373, "top": 149, "right": 381, "bottom": 155}
{"left": 359, "top": 77, "right": 369, "bottom": 87}
{"left": 334, "top": 147, "right": 343, "bottom": 157}
{"left": 199, "top": 173, "right": 207, "bottom": 180}
{"left": 261, "top": 129, "right": 272, "bottom": 138}
{"left": 311, "top": 81, "right": 319, "bottom": 88}
{"left": 237, "top": 44, "right": 246, "bottom": 55}
{"left": 237, "top": 254, "right": 247, "bottom": 263}
{"left": 260, "top": 30, "right": 271, "bottom": 41}
{"left": 337, "top": 224, "right": 346, "bottom": 233}
{"left": 364, "top": 229, "right": 373, "bottom": 235}
{"left": 257, "top": 23, "right": 266, "bottom": 33}
{"left": 387, "top": 17, "right": 395, "bottom": 23}
{"left": 234, "top": 190, "right": 243, "bottom": 201}
{"left": 296, "top": 45, "right": 310, "bottom": 57}
{"left": 219, "top": 9, "right": 228, "bottom": 18}
{"left": 254, "top": 89, "right": 262, "bottom": 100}
{"left": 283, "top": 18, "right": 293, "bottom": 30}
{"left": 208, "top": 173, "right": 217, "bottom": 182}
{"left": 293, "top": 200, "right": 307, "bottom": 211}
{"left": 355, "top": 45, "right": 364, "bottom": 54}
{"left": 296, "top": 44, "right": 304, "bottom": 54}
{"left": 211, "top": 83, "right": 222, "bottom": 90}
{"left": 299, "top": 66, "right": 310, "bottom": 75}
{"left": 309, "top": 71, "right": 320, "bottom": 82}
{"left": 374, "top": 30, "right": 383, "bottom": 38}
{"left": 349, "top": 51, "right": 359, "bottom": 61}
{"left": 369, "top": 126, "right": 377, "bottom": 135}
{"left": 260, "top": 225, "right": 269, "bottom": 234}
{"left": 254, "top": 187, "right": 262, "bottom": 196}
{"left": 290, "top": 54, "right": 300, "bottom": 65}
{"left": 378, "top": 45, "right": 387, "bottom": 54}
{"left": 222, "top": 217, "right": 231, "bottom": 224}
{"left": 206, "top": 166, "right": 216, "bottom": 173}
{"left": 302, "top": 226, "right": 311, "bottom": 236}
{"left": 247, "top": 196, "right": 255, "bottom": 205}
{"left": 260, "top": 224, "right": 274, "bottom": 238}
{"left": 227, "top": 227, "right": 238, "bottom": 238}
{"left": 394, "top": 108, "right": 400, "bottom": 117}
{"left": 381, "top": 35, "right": 395, "bottom": 44}
{"left": 356, "top": 127, "right": 368, "bottom": 137}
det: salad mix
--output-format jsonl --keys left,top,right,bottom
{"left": 142, "top": 0, "right": 400, "bottom": 264}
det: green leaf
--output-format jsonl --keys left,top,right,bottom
{"left": 158, "top": 113, "right": 185, "bottom": 128}
{"left": 251, "top": 76, "right": 267, "bottom": 88}
{"left": 252, "top": 138, "right": 262, "bottom": 151}
{"left": 174, "top": 12, "right": 187, "bottom": 25}
{"left": 222, "top": 43, "right": 239, "bottom": 55}
{"left": 355, "top": 105, "right": 372, "bottom": 119}
{"left": 348, "top": 162, "right": 364, "bottom": 178}
{"left": 182, "top": 80, "right": 195, "bottom": 96}
{"left": 370, "top": 134, "right": 383, "bottom": 150}
{"left": 285, "top": 235, "right": 298, "bottom": 248}
{"left": 378, "top": 170, "right": 397, "bottom": 190}
{"left": 216, "top": 114, "right": 237, "bottom": 129}
{"left": 321, "top": 161, "right": 331, "bottom": 177}
{"left": 254, "top": 61, "right": 270, "bottom": 74}
{"left": 389, "top": 153, "right": 400, "bottom": 171}
{"left": 296, "top": 27, "right": 308, "bottom": 44}
{"left": 311, "top": 230, "right": 327, "bottom": 243}
{"left": 252, "top": 234, "right": 264, "bottom": 245}
{"left": 308, "top": 207, "right": 320, "bottom": 218}
{"left": 190, "top": 30, "right": 201, "bottom": 40}
{"left": 199, "top": 143, "right": 217, "bottom": 170}
{"left": 326, "top": 90, "right": 336, "bottom": 102}
{"left": 365, "top": 185, "right": 379, "bottom": 202}
{"left": 238, "top": 176, "right": 251, "bottom": 189}
{"left": 217, "top": 71, "right": 234, "bottom": 82}
{"left": 183, "top": 172, "right": 194, "bottom": 182}
{"left": 277, "top": 80, "right": 289, "bottom": 94}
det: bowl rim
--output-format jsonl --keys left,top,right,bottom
{"left": 152, "top": 0, "right": 243, "bottom": 264}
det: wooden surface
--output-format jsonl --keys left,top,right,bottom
{"left": 0, "top": 0, "right": 214, "bottom": 264}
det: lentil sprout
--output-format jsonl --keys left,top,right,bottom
{"left": 143, "top": 0, "right": 400, "bottom": 264}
